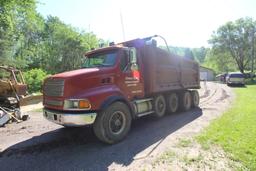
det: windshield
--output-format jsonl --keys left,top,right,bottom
{"left": 230, "top": 73, "right": 244, "bottom": 78}
{"left": 82, "top": 51, "right": 117, "bottom": 68}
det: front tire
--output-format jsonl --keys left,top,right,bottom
{"left": 93, "top": 102, "right": 132, "bottom": 144}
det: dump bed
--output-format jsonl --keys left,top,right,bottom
{"left": 136, "top": 42, "right": 199, "bottom": 96}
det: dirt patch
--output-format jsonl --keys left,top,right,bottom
{"left": 214, "top": 88, "right": 230, "bottom": 102}
{"left": 151, "top": 139, "right": 245, "bottom": 171}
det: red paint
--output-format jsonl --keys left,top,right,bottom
{"left": 43, "top": 37, "right": 200, "bottom": 112}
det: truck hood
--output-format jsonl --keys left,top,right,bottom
{"left": 52, "top": 68, "right": 100, "bottom": 78}
{"left": 45, "top": 67, "right": 115, "bottom": 98}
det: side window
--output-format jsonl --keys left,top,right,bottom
{"left": 120, "top": 50, "right": 129, "bottom": 71}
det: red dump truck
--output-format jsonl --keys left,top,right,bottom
{"left": 43, "top": 35, "right": 200, "bottom": 144}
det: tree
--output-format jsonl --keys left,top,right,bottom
{"left": 209, "top": 17, "right": 256, "bottom": 74}
{"left": 184, "top": 48, "right": 194, "bottom": 60}
{"left": 204, "top": 48, "right": 236, "bottom": 74}
{"left": 42, "top": 16, "right": 99, "bottom": 73}
{"left": 192, "top": 47, "right": 208, "bottom": 63}
{"left": 15, "top": 13, "right": 45, "bottom": 69}
{"left": 0, "top": 0, "right": 38, "bottom": 67}
{"left": 0, "top": 1, "right": 102, "bottom": 75}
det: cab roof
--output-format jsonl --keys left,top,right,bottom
{"left": 84, "top": 45, "right": 124, "bottom": 57}
{"left": 84, "top": 38, "right": 146, "bottom": 57}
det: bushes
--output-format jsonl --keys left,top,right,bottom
{"left": 23, "top": 69, "right": 48, "bottom": 93}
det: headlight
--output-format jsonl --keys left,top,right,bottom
{"left": 64, "top": 99, "right": 91, "bottom": 110}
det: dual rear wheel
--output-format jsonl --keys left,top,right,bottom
{"left": 153, "top": 92, "right": 180, "bottom": 118}
{"left": 153, "top": 90, "right": 199, "bottom": 117}
{"left": 178, "top": 90, "right": 200, "bottom": 111}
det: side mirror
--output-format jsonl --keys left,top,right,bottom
{"left": 129, "top": 48, "right": 137, "bottom": 64}
{"left": 129, "top": 48, "right": 138, "bottom": 71}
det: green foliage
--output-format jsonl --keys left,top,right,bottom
{"left": 184, "top": 48, "right": 194, "bottom": 60}
{"left": 192, "top": 47, "right": 207, "bottom": 63}
{"left": 168, "top": 46, "right": 186, "bottom": 56}
{"left": 23, "top": 69, "right": 48, "bottom": 93}
{"left": 176, "top": 138, "right": 192, "bottom": 148}
{"left": 168, "top": 46, "right": 208, "bottom": 62}
{"left": 203, "top": 48, "right": 237, "bottom": 74}
{"left": 245, "top": 79, "right": 256, "bottom": 85}
{"left": 0, "top": 0, "right": 38, "bottom": 67}
{"left": 41, "top": 16, "right": 99, "bottom": 73}
{"left": 0, "top": 1, "right": 100, "bottom": 74}
{"left": 197, "top": 85, "right": 256, "bottom": 170}
{"left": 209, "top": 17, "right": 256, "bottom": 74}
{"left": 154, "top": 150, "right": 176, "bottom": 165}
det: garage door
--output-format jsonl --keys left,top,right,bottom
{"left": 200, "top": 72, "right": 207, "bottom": 81}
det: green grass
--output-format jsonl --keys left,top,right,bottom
{"left": 197, "top": 85, "right": 256, "bottom": 170}
{"left": 154, "top": 150, "right": 176, "bottom": 165}
{"left": 182, "top": 154, "right": 203, "bottom": 166}
{"left": 176, "top": 138, "right": 192, "bottom": 148}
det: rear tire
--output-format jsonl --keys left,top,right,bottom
{"left": 166, "top": 92, "right": 179, "bottom": 113}
{"left": 153, "top": 95, "right": 166, "bottom": 117}
{"left": 179, "top": 91, "right": 192, "bottom": 111}
{"left": 93, "top": 102, "right": 132, "bottom": 144}
{"left": 191, "top": 90, "right": 199, "bottom": 107}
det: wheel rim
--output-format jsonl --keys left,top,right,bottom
{"left": 109, "top": 111, "right": 126, "bottom": 135}
{"left": 184, "top": 93, "right": 191, "bottom": 108}
{"left": 154, "top": 95, "right": 166, "bottom": 117}
{"left": 157, "top": 99, "right": 165, "bottom": 112}
{"left": 170, "top": 95, "right": 178, "bottom": 112}
{"left": 193, "top": 92, "right": 199, "bottom": 106}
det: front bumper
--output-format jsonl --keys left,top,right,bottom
{"left": 227, "top": 81, "right": 245, "bottom": 85}
{"left": 43, "top": 108, "right": 97, "bottom": 127}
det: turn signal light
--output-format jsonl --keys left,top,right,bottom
{"left": 79, "top": 100, "right": 91, "bottom": 109}
{"left": 64, "top": 99, "right": 91, "bottom": 110}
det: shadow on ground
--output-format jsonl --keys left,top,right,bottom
{"left": 0, "top": 108, "right": 202, "bottom": 171}
{"left": 228, "top": 84, "right": 247, "bottom": 88}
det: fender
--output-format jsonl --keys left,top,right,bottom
{"left": 99, "top": 95, "right": 136, "bottom": 119}
{"left": 69, "top": 85, "right": 135, "bottom": 117}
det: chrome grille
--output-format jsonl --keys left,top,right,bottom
{"left": 45, "top": 99, "right": 63, "bottom": 106}
{"left": 44, "top": 79, "right": 65, "bottom": 97}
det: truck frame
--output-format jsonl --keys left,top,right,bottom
{"left": 43, "top": 35, "right": 200, "bottom": 144}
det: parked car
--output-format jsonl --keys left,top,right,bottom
{"left": 216, "top": 73, "right": 227, "bottom": 83}
{"left": 226, "top": 72, "right": 245, "bottom": 86}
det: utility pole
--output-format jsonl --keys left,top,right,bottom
{"left": 120, "top": 11, "right": 126, "bottom": 41}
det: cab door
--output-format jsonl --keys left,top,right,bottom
{"left": 117, "top": 48, "right": 144, "bottom": 100}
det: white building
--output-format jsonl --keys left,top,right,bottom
{"left": 200, "top": 66, "right": 215, "bottom": 81}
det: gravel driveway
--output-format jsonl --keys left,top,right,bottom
{"left": 0, "top": 82, "right": 234, "bottom": 171}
